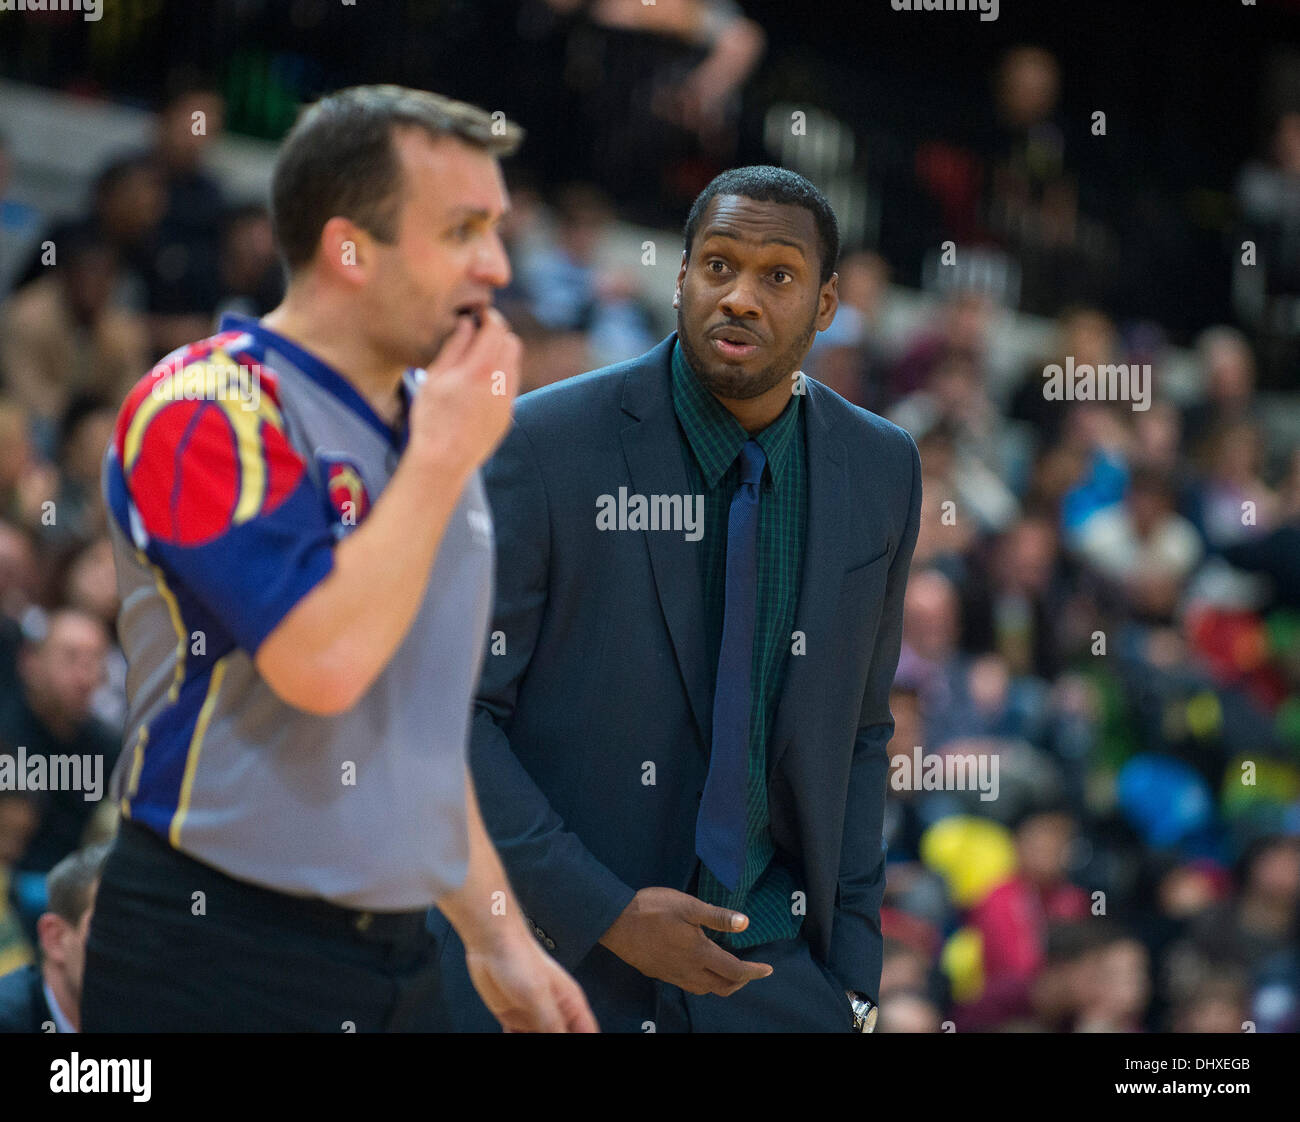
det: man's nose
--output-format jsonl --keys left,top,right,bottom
{"left": 719, "top": 275, "right": 761, "bottom": 319}
{"left": 472, "top": 231, "right": 512, "bottom": 289}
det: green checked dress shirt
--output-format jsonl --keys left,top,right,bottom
{"left": 671, "top": 339, "right": 807, "bottom": 949}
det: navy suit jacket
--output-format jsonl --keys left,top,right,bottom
{"left": 430, "top": 335, "right": 922, "bottom": 1031}
{"left": 0, "top": 964, "right": 53, "bottom": 1033}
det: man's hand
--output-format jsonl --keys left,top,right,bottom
{"left": 407, "top": 307, "right": 521, "bottom": 483}
{"left": 465, "top": 928, "right": 599, "bottom": 1033}
{"left": 598, "top": 886, "right": 773, "bottom": 996}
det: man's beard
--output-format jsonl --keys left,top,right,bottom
{"left": 676, "top": 308, "right": 817, "bottom": 402}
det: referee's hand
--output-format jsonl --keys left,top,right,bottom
{"left": 408, "top": 306, "right": 521, "bottom": 478}
{"left": 465, "top": 929, "right": 599, "bottom": 1033}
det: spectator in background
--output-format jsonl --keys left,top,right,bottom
{"left": 0, "top": 610, "right": 117, "bottom": 895}
{"left": 889, "top": 352, "right": 1018, "bottom": 533}
{"left": 1235, "top": 110, "right": 1300, "bottom": 375}
{"left": 213, "top": 203, "right": 284, "bottom": 322}
{"left": 961, "top": 513, "right": 1073, "bottom": 682}
{"left": 59, "top": 537, "right": 125, "bottom": 736}
{"left": 1010, "top": 305, "right": 1119, "bottom": 449}
{"left": 537, "top": 0, "right": 764, "bottom": 222}
{"left": 803, "top": 249, "right": 894, "bottom": 410}
{"left": 1075, "top": 463, "right": 1203, "bottom": 623}
{"left": 888, "top": 287, "right": 992, "bottom": 403}
{"left": 0, "top": 229, "right": 147, "bottom": 452}
{"left": 139, "top": 74, "right": 228, "bottom": 357}
{"left": 0, "top": 842, "right": 109, "bottom": 1033}
{"left": 1188, "top": 419, "right": 1279, "bottom": 548}
{"left": 0, "top": 793, "right": 40, "bottom": 979}
{"left": 517, "top": 183, "right": 657, "bottom": 367}
{"left": 0, "top": 130, "right": 43, "bottom": 295}
{"left": 1073, "top": 932, "right": 1151, "bottom": 1033}
{"left": 11, "top": 154, "right": 167, "bottom": 304}
{"left": 958, "top": 805, "right": 1089, "bottom": 1029}
{"left": 1177, "top": 835, "right": 1300, "bottom": 983}
{"left": 1182, "top": 327, "right": 1262, "bottom": 460}
{"left": 0, "top": 401, "right": 58, "bottom": 534}
{"left": 39, "top": 396, "right": 116, "bottom": 552}
{"left": 979, "top": 47, "right": 1117, "bottom": 316}
{"left": 0, "top": 519, "right": 39, "bottom": 697}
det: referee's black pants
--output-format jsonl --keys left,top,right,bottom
{"left": 82, "top": 820, "right": 450, "bottom": 1032}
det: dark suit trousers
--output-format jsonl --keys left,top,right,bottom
{"left": 652, "top": 936, "right": 853, "bottom": 1033}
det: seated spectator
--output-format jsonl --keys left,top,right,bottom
{"left": 0, "top": 401, "right": 57, "bottom": 534}
{"left": 0, "top": 842, "right": 109, "bottom": 1033}
{"left": 957, "top": 804, "right": 1090, "bottom": 1029}
{"left": 1075, "top": 463, "right": 1203, "bottom": 623}
{"left": 0, "top": 229, "right": 147, "bottom": 450}
{"left": 11, "top": 154, "right": 167, "bottom": 304}
{"left": 40, "top": 396, "right": 116, "bottom": 551}
{"left": 961, "top": 513, "right": 1074, "bottom": 681}
{"left": 1187, "top": 419, "right": 1279, "bottom": 548}
{"left": 0, "top": 793, "right": 40, "bottom": 979}
{"left": 0, "top": 518, "right": 39, "bottom": 695}
{"left": 0, "top": 129, "right": 43, "bottom": 295}
{"left": 0, "top": 609, "right": 118, "bottom": 889}
{"left": 138, "top": 73, "right": 228, "bottom": 357}
{"left": 517, "top": 183, "right": 657, "bottom": 367}
{"left": 213, "top": 203, "right": 284, "bottom": 322}
{"left": 1073, "top": 932, "right": 1151, "bottom": 1033}
{"left": 889, "top": 354, "right": 1019, "bottom": 533}
{"left": 1182, "top": 327, "right": 1262, "bottom": 461}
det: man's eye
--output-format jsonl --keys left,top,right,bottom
{"left": 450, "top": 224, "right": 474, "bottom": 242}
{"left": 772, "top": 270, "right": 792, "bottom": 284}
{"left": 708, "top": 260, "right": 728, "bottom": 273}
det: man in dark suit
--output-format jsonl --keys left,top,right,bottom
{"left": 0, "top": 842, "right": 107, "bottom": 1032}
{"left": 431, "top": 166, "right": 922, "bottom": 1032}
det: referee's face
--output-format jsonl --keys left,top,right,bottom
{"left": 674, "top": 195, "right": 838, "bottom": 406}
{"left": 369, "top": 129, "right": 512, "bottom": 369}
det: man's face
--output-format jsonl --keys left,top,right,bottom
{"left": 42, "top": 881, "right": 97, "bottom": 1011}
{"left": 675, "top": 195, "right": 837, "bottom": 403}
{"left": 361, "top": 129, "right": 511, "bottom": 371}
{"left": 22, "top": 614, "right": 108, "bottom": 724}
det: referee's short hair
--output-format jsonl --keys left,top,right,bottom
{"left": 271, "top": 85, "right": 524, "bottom": 272}
{"left": 683, "top": 165, "right": 841, "bottom": 285}
{"left": 46, "top": 841, "right": 111, "bottom": 926}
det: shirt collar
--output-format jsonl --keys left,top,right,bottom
{"left": 43, "top": 979, "right": 74, "bottom": 1033}
{"left": 670, "top": 336, "right": 801, "bottom": 489}
{"left": 217, "top": 313, "right": 410, "bottom": 452}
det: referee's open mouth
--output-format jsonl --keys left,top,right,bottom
{"left": 453, "top": 300, "right": 490, "bottom": 327}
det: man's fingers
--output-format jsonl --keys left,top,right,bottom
{"left": 427, "top": 312, "right": 477, "bottom": 373}
{"left": 693, "top": 901, "right": 749, "bottom": 934}
{"left": 700, "top": 939, "right": 773, "bottom": 985}
{"left": 554, "top": 975, "right": 600, "bottom": 1033}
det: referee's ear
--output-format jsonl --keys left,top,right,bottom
{"left": 314, "top": 215, "right": 376, "bottom": 289}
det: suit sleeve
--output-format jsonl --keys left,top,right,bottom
{"left": 465, "top": 418, "right": 637, "bottom": 970}
{"left": 827, "top": 428, "right": 922, "bottom": 1000}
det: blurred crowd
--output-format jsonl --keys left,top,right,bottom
{"left": 1, "top": 5, "right": 1298, "bottom": 1034}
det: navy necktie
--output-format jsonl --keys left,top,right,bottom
{"left": 696, "top": 438, "right": 766, "bottom": 891}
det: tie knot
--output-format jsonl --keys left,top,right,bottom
{"left": 738, "top": 440, "right": 766, "bottom": 488}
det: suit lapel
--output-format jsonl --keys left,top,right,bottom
{"left": 619, "top": 339, "right": 712, "bottom": 748}
{"left": 768, "top": 379, "right": 849, "bottom": 778}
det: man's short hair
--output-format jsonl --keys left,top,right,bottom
{"left": 683, "top": 165, "right": 840, "bottom": 285}
{"left": 271, "top": 85, "right": 524, "bottom": 272}
{"left": 46, "top": 842, "right": 111, "bottom": 925}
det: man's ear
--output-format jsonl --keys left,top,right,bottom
{"left": 36, "top": 913, "right": 67, "bottom": 963}
{"left": 317, "top": 217, "right": 373, "bottom": 286}
{"left": 816, "top": 272, "right": 840, "bottom": 331}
